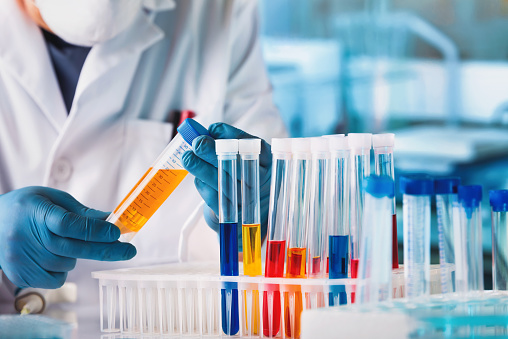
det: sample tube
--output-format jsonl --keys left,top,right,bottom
{"left": 348, "top": 133, "right": 372, "bottom": 279}
{"left": 490, "top": 190, "right": 508, "bottom": 291}
{"left": 263, "top": 138, "right": 292, "bottom": 338}
{"left": 239, "top": 139, "right": 261, "bottom": 335}
{"left": 357, "top": 175, "right": 395, "bottom": 304}
{"left": 372, "top": 133, "right": 398, "bottom": 269}
{"left": 107, "top": 119, "right": 209, "bottom": 242}
{"left": 434, "top": 177, "right": 461, "bottom": 294}
{"left": 285, "top": 138, "right": 312, "bottom": 338}
{"left": 308, "top": 138, "right": 330, "bottom": 278}
{"left": 327, "top": 135, "right": 350, "bottom": 306}
{"left": 216, "top": 139, "right": 239, "bottom": 335}
{"left": 455, "top": 185, "right": 484, "bottom": 294}
{"left": 400, "top": 175, "right": 434, "bottom": 300}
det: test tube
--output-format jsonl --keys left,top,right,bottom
{"left": 239, "top": 139, "right": 261, "bottom": 336}
{"left": 263, "top": 138, "right": 292, "bottom": 338}
{"left": 455, "top": 185, "right": 484, "bottom": 294}
{"left": 434, "top": 177, "right": 461, "bottom": 294}
{"left": 372, "top": 133, "right": 398, "bottom": 269}
{"left": 216, "top": 139, "right": 239, "bottom": 335}
{"left": 107, "top": 119, "right": 209, "bottom": 242}
{"left": 308, "top": 137, "right": 330, "bottom": 278}
{"left": 348, "top": 133, "right": 372, "bottom": 279}
{"left": 357, "top": 175, "right": 395, "bottom": 304}
{"left": 400, "top": 175, "right": 434, "bottom": 300}
{"left": 327, "top": 135, "right": 350, "bottom": 306}
{"left": 285, "top": 138, "right": 312, "bottom": 338}
{"left": 490, "top": 190, "right": 508, "bottom": 290}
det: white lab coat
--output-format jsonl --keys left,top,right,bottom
{"left": 0, "top": 0, "right": 285, "bottom": 308}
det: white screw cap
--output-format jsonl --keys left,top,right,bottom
{"left": 372, "top": 133, "right": 395, "bottom": 148}
{"left": 271, "top": 138, "right": 292, "bottom": 153}
{"left": 215, "top": 139, "right": 239, "bottom": 154}
{"left": 348, "top": 133, "right": 372, "bottom": 150}
{"left": 291, "top": 138, "right": 312, "bottom": 154}
{"left": 239, "top": 139, "right": 261, "bottom": 154}
{"left": 311, "top": 137, "right": 329, "bottom": 153}
{"left": 328, "top": 135, "right": 349, "bottom": 151}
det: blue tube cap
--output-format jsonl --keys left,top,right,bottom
{"left": 399, "top": 174, "right": 434, "bottom": 195}
{"left": 434, "top": 177, "right": 461, "bottom": 195}
{"left": 489, "top": 190, "right": 508, "bottom": 212}
{"left": 458, "top": 185, "right": 482, "bottom": 209}
{"left": 364, "top": 175, "right": 394, "bottom": 199}
{"left": 177, "top": 118, "right": 210, "bottom": 145}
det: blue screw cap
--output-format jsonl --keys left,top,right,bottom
{"left": 489, "top": 190, "right": 508, "bottom": 212}
{"left": 458, "top": 185, "right": 482, "bottom": 209}
{"left": 364, "top": 175, "right": 395, "bottom": 199}
{"left": 399, "top": 174, "right": 434, "bottom": 195}
{"left": 434, "top": 177, "right": 461, "bottom": 195}
{"left": 177, "top": 118, "right": 210, "bottom": 145}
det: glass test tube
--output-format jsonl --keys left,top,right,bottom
{"left": 108, "top": 119, "right": 209, "bottom": 242}
{"left": 372, "top": 133, "right": 398, "bottom": 269}
{"left": 455, "top": 185, "right": 484, "bottom": 294}
{"left": 400, "top": 175, "right": 434, "bottom": 300}
{"left": 308, "top": 137, "right": 331, "bottom": 278}
{"left": 434, "top": 177, "right": 460, "bottom": 294}
{"left": 490, "top": 190, "right": 508, "bottom": 291}
{"left": 348, "top": 133, "right": 372, "bottom": 279}
{"left": 357, "top": 175, "right": 395, "bottom": 304}
{"left": 327, "top": 135, "right": 350, "bottom": 306}
{"left": 285, "top": 138, "right": 312, "bottom": 339}
{"left": 216, "top": 139, "right": 239, "bottom": 336}
{"left": 263, "top": 138, "right": 292, "bottom": 338}
{"left": 239, "top": 139, "right": 261, "bottom": 336}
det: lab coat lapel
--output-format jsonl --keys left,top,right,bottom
{"left": 0, "top": 1, "right": 68, "bottom": 132}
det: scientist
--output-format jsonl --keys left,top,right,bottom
{"left": 0, "top": 0, "right": 285, "bottom": 309}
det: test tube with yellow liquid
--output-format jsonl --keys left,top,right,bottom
{"left": 107, "top": 119, "right": 209, "bottom": 242}
{"left": 239, "top": 139, "right": 262, "bottom": 336}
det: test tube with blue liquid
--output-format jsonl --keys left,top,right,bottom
{"left": 357, "top": 175, "right": 395, "bottom": 304}
{"left": 490, "top": 190, "right": 508, "bottom": 291}
{"left": 327, "top": 135, "right": 350, "bottom": 306}
{"left": 434, "top": 177, "right": 460, "bottom": 294}
{"left": 455, "top": 185, "right": 484, "bottom": 294}
{"left": 216, "top": 139, "right": 239, "bottom": 335}
{"left": 400, "top": 175, "right": 433, "bottom": 300}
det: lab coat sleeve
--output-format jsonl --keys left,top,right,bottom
{"left": 222, "top": 0, "right": 287, "bottom": 141}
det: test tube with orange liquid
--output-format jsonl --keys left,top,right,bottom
{"left": 107, "top": 119, "right": 209, "bottom": 242}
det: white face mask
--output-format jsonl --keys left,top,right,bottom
{"left": 34, "top": 0, "right": 143, "bottom": 47}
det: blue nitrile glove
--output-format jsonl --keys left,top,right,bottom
{"left": 181, "top": 123, "right": 272, "bottom": 250}
{"left": 0, "top": 187, "right": 136, "bottom": 289}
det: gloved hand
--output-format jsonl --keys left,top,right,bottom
{"left": 181, "top": 123, "right": 272, "bottom": 249}
{"left": 0, "top": 187, "right": 136, "bottom": 289}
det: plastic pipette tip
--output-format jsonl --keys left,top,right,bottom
{"left": 399, "top": 174, "right": 434, "bottom": 195}
{"left": 239, "top": 139, "right": 261, "bottom": 154}
{"left": 364, "top": 175, "right": 395, "bottom": 198}
{"left": 215, "top": 139, "right": 239, "bottom": 154}
{"left": 434, "top": 177, "right": 461, "bottom": 195}
{"left": 489, "top": 190, "right": 508, "bottom": 212}
{"left": 372, "top": 133, "right": 395, "bottom": 148}
{"left": 458, "top": 185, "right": 482, "bottom": 209}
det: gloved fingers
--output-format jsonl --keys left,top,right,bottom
{"left": 194, "top": 178, "right": 219, "bottom": 216}
{"left": 191, "top": 136, "right": 218, "bottom": 167}
{"left": 39, "top": 199, "right": 120, "bottom": 242}
{"left": 182, "top": 151, "right": 218, "bottom": 191}
{"left": 43, "top": 234, "right": 137, "bottom": 261}
{"left": 37, "top": 251, "right": 77, "bottom": 273}
{"left": 203, "top": 204, "right": 220, "bottom": 234}
{"left": 208, "top": 123, "right": 272, "bottom": 167}
{"left": 6, "top": 263, "right": 67, "bottom": 289}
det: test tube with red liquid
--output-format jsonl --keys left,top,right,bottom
{"left": 263, "top": 138, "right": 292, "bottom": 337}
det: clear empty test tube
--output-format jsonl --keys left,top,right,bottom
{"left": 239, "top": 139, "right": 261, "bottom": 336}
{"left": 400, "top": 175, "right": 434, "bottom": 300}
{"left": 357, "top": 175, "right": 395, "bottom": 304}
{"left": 216, "top": 139, "right": 239, "bottom": 336}
{"left": 308, "top": 137, "right": 330, "bottom": 278}
{"left": 327, "top": 135, "right": 350, "bottom": 307}
{"left": 372, "top": 133, "right": 398, "bottom": 269}
{"left": 348, "top": 133, "right": 372, "bottom": 280}
{"left": 490, "top": 190, "right": 508, "bottom": 291}
{"left": 434, "top": 177, "right": 461, "bottom": 294}
{"left": 455, "top": 185, "right": 484, "bottom": 294}
{"left": 263, "top": 138, "right": 292, "bottom": 338}
{"left": 285, "top": 138, "right": 312, "bottom": 339}
{"left": 108, "top": 119, "right": 209, "bottom": 242}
